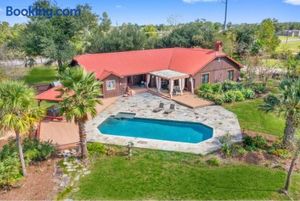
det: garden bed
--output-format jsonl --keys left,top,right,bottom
{"left": 0, "top": 159, "right": 59, "bottom": 200}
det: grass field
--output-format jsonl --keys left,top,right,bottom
{"left": 277, "top": 36, "right": 300, "bottom": 54}
{"left": 71, "top": 148, "right": 300, "bottom": 200}
{"left": 224, "top": 99, "right": 285, "bottom": 136}
{"left": 24, "top": 67, "right": 58, "bottom": 85}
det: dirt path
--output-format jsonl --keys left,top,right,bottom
{"left": 0, "top": 159, "right": 59, "bottom": 200}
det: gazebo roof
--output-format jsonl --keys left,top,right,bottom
{"left": 36, "top": 86, "right": 63, "bottom": 102}
{"left": 150, "top": 70, "right": 189, "bottom": 80}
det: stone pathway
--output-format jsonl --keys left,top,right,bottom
{"left": 86, "top": 93, "right": 242, "bottom": 154}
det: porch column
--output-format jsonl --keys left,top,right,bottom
{"left": 170, "top": 79, "right": 174, "bottom": 98}
{"left": 179, "top": 78, "right": 184, "bottom": 95}
{"left": 155, "top": 77, "right": 159, "bottom": 92}
{"left": 189, "top": 77, "right": 194, "bottom": 94}
{"left": 146, "top": 74, "right": 150, "bottom": 88}
{"left": 158, "top": 77, "right": 162, "bottom": 92}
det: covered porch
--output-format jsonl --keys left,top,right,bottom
{"left": 145, "top": 70, "right": 195, "bottom": 98}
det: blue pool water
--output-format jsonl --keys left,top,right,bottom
{"left": 98, "top": 116, "right": 213, "bottom": 143}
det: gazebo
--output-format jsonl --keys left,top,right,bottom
{"left": 145, "top": 70, "right": 194, "bottom": 98}
{"left": 35, "top": 86, "right": 73, "bottom": 121}
{"left": 36, "top": 86, "right": 64, "bottom": 104}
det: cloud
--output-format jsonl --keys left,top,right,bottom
{"left": 115, "top": 5, "right": 123, "bottom": 8}
{"left": 182, "top": 0, "right": 219, "bottom": 3}
{"left": 284, "top": 0, "right": 300, "bottom": 5}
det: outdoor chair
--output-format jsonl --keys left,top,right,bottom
{"left": 153, "top": 103, "right": 164, "bottom": 113}
{"left": 164, "top": 104, "right": 175, "bottom": 114}
{"left": 173, "top": 86, "right": 181, "bottom": 96}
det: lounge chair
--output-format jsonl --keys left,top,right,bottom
{"left": 164, "top": 104, "right": 175, "bottom": 114}
{"left": 153, "top": 103, "right": 164, "bottom": 113}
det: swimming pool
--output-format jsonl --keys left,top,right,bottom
{"left": 98, "top": 115, "right": 213, "bottom": 144}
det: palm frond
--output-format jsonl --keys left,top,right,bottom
{"left": 59, "top": 67, "right": 102, "bottom": 122}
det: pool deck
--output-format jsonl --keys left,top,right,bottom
{"left": 86, "top": 93, "right": 242, "bottom": 155}
{"left": 38, "top": 97, "right": 118, "bottom": 149}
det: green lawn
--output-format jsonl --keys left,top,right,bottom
{"left": 277, "top": 36, "right": 300, "bottom": 54}
{"left": 224, "top": 99, "right": 285, "bottom": 136}
{"left": 24, "top": 67, "right": 58, "bottom": 85}
{"left": 71, "top": 149, "right": 299, "bottom": 200}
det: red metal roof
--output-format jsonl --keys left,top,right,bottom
{"left": 36, "top": 87, "right": 74, "bottom": 102}
{"left": 74, "top": 48, "right": 241, "bottom": 79}
{"left": 36, "top": 86, "right": 63, "bottom": 102}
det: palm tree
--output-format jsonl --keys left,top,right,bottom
{"left": 261, "top": 78, "right": 300, "bottom": 147}
{"left": 282, "top": 139, "right": 300, "bottom": 194}
{"left": 59, "top": 67, "right": 101, "bottom": 159}
{"left": 0, "top": 81, "right": 44, "bottom": 176}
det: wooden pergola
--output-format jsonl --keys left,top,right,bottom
{"left": 146, "top": 70, "right": 194, "bottom": 98}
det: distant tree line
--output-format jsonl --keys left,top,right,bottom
{"left": 0, "top": 0, "right": 299, "bottom": 70}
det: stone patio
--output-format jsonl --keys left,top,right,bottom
{"left": 86, "top": 93, "right": 242, "bottom": 155}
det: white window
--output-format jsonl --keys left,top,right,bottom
{"left": 106, "top": 80, "right": 116, "bottom": 91}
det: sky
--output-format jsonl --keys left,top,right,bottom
{"left": 0, "top": 0, "right": 299, "bottom": 25}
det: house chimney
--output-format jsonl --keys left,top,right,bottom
{"left": 215, "top": 41, "right": 223, "bottom": 52}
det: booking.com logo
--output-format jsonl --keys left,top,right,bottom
{"left": 6, "top": 6, "right": 81, "bottom": 18}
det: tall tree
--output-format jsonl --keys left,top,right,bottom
{"left": 59, "top": 68, "right": 101, "bottom": 159}
{"left": 0, "top": 22, "right": 25, "bottom": 61}
{"left": 99, "top": 12, "right": 112, "bottom": 32}
{"left": 22, "top": 0, "right": 98, "bottom": 70}
{"left": 257, "top": 19, "right": 280, "bottom": 55}
{"left": 0, "top": 81, "right": 44, "bottom": 176}
{"left": 234, "top": 24, "right": 258, "bottom": 57}
{"left": 261, "top": 77, "right": 300, "bottom": 147}
{"left": 161, "top": 20, "right": 220, "bottom": 48}
{"left": 88, "top": 23, "right": 147, "bottom": 53}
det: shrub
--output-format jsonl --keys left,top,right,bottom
{"left": 242, "top": 88, "right": 255, "bottom": 99}
{"left": 198, "top": 81, "right": 257, "bottom": 104}
{"left": 211, "top": 83, "right": 222, "bottom": 93}
{"left": 252, "top": 136, "right": 268, "bottom": 149}
{"left": 0, "top": 139, "right": 17, "bottom": 160}
{"left": 232, "top": 90, "right": 245, "bottom": 102}
{"left": 224, "top": 91, "right": 236, "bottom": 103}
{"left": 199, "top": 84, "right": 213, "bottom": 94}
{"left": 212, "top": 94, "right": 225, "bottom": 105}
{"left": 222, "top": 81, "right": 244, "bottom": 91}
{"left": 219, "top": 133, "right": 233, "bottom": 157}
{"left": 24, "top": 149, "right": 40, "bottom": 164}
{"left": 267, "top": 142, "right": 290, "bottom": 158}
{"left": 222, "top": 81, "right": 237, "bottom": 91}
{"left": 198, "top": 84, "right": 215, "bottom": 100}
{"left": 269, "top": 148, "right": 290, "bottom": 158}
{"left": 23, "top": 138, "right": 56, "bottom": 162}
{"left": 263, "top": 94, "right": 280, "bottom": 106}
{"left": 87, "top": 142, "right": 106, "bottom": 157}
{"left": 1, "top": 138, "right": 56, "bottom": 163}
{"left": 200, "top": 92, "right": 215, "bottom": 100}
{"left": 206, "top": 157, "right": 220, "bottom": 166}
{"left": 0, "top": 156, "right": 22, "bottom": 188}
{"left": 251, "top": 83, "right": 266, "bottom": 94}
{"left": 230, "top": 144, "right": 247, "bottom": 157}
{"left": 243, "top": 136, "right": 267, "bottom": 151}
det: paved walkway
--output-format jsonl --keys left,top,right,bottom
{"left": 86, "top": 93, "right": 242, "bottom": 154}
